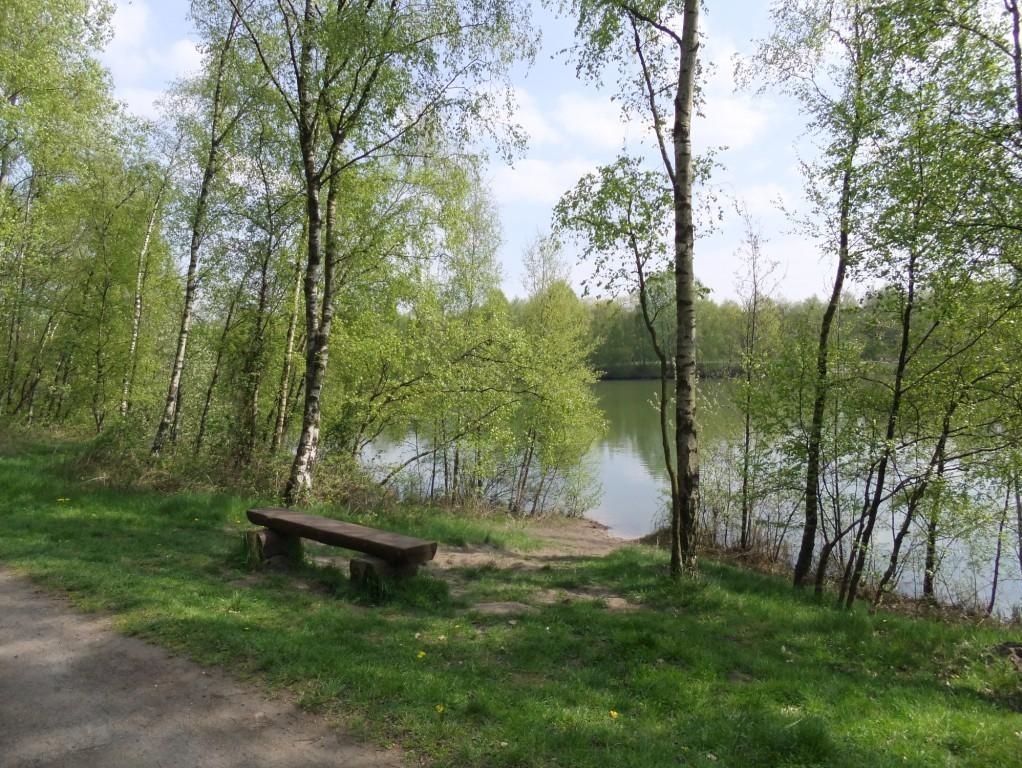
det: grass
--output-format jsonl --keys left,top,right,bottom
{"left": 1, "top": 438, "right": 1021, "bottom": 767}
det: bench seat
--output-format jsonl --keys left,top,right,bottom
{"left": 246, "top": 508, "right": 437, "bottom": 565}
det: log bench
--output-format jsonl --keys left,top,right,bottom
{"left": 245, "top": 507, "right": 438, "bottom": 583}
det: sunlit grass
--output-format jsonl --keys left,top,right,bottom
{"left": 1, "top": 439, "right": 1019, "bottom": 767}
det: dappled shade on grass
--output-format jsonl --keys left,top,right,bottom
{"left": 0, "top": 441, "right": 1020, "bottom": 767}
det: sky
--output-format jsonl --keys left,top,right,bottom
{"left": 98, "top": 0, "right": 833, "bottom": 303}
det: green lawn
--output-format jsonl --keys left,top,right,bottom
{"left": 1, "top": 439, "right": 1020, "bottom": 767}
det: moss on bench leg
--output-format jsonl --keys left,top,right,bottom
{"left": 244, "top": 528, "right": 304, "bottom": 570}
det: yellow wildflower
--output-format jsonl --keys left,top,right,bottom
{"left": 609, "top": 710, "right": 619, "bottom": 719}
{"left": 416, "top": 650, "right": 427, "bottom": 659}
{"left": 435, "top": 703, "right": 445, "bottom": 713}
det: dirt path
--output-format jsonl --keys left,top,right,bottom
{"left": 431, "top": 517, "right": 626, "bottom": 572}
{"left": 0, "top": 518, "right": 631, "bottom": 767}
{"left": 0, "top": 569, "right": 401, "bottom": 768}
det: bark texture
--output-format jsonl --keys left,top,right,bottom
{"left": 671, "top": 0, "right": 702, "bottom": 573}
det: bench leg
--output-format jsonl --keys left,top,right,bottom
{"left": 350, "top": 555, "right": 419, "bottom": 586}
{"left": 244, "top": 528, "right": 303, "bottom": 569}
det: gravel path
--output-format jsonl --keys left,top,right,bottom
{"left": 0, "top": 570, "right": 401, "bottom": 768}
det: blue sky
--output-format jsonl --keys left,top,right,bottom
{"left": 99, "top": 0, "right": 830, "bottom": 303}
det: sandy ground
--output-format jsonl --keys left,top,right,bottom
{"left": 306, "top": 517, "right": 636, "bottom": 615}
{"left": 0, "top": 570, "right": 402, "bottom": 768}
{"left": 434, "top": 517, "right": 625, "bottom": 568}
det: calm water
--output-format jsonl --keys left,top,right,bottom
{"left": 587, "top": 379, "right": 737, "bottom": 538}
{"left": 368, "top": 379, "right": 1019, "bottom": 613}
{"left": 589, "top": 380, "right": 1021, "bottom": 615}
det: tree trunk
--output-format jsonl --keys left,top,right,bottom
{"left": 271, "top": 254, "right": 303, "bottom": 452}
{"left": 170, "top": 380, "right": 184, "bottom": 444}
{"left": 3, "top": 235, "right": 27, "bottom": 414}
{"left": 237, "top": 134, "right": 279, "bottom": 464}
{"left": 873, "top": 400, "right": 955, "bottom": 609}
{"left": 42, "top": 253, "right": 98, "bottom": 423}
{"left": 1008, "top": 0, "right": 1022, "bottom": 135}
{"left": 120, "top": 173, "right": 169, "bottom": 417}
{"left": 237, "top": 247, "right": 272, "bottom": 465}
{"left": 923, "top": 427, "right": 950, "bottom": 600}
{"left": 510, "top": 430, "right": 534, "bottom": 514}
{"left": 671, "top": 0, "right": 701, "bottom": 575}
{"left": 91, "top": 276, "right": 112, "bottom": 433}
{"left": 739, "top": 309, "right": 757, "bottom": 551}
{"left": 987, "top": 487, "right": 1010, "bottom": 617}
{"left": 1015, "top": 473, "right": 1022, "bottom": 590}
{"left": 47, "top": 350, "right": 70, "bottom": 421}
{"left": 284, "top": 148, "right": 337, "bottom": 503}
{"left": 631, "top": 232, "right": 680, "bottom": 554}
{"left": 626, "top": 2, "right": 699, "bottom": 575}
{"left": 842, "top": 250, "right": 918, "bottom": 608}
{"left": 151, "top": 11, "right": 240, "bottom": 457}
{"left": 737, "top": 215, "right": 766, "bottom": 551}
{"left": 15, "top": 311, "right": 60, "bottom": 425}
{"left": 150, "top": 173, "right": 208, "bottom": 454}
{"left": 794, "top": 150, "right": 857, "bottom": 586}
{"left": 451, "top": 443, "right": 461, "bottom": 503}
{"left": 923, "top": 513, "right": 939, "bottom": 600}
{"left": 814, "top": 538, "right": 837, "bottom": 596}
{"left": 282, "top": 343, "right": 305, "bottom": 442}
{"left": 282, "top": 3, "right": 328, "bottom": 504}
{"left": 195, "top": 281, "right": 245, "bottom": 452}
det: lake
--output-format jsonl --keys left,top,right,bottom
{"left": 587, "top": 379, "right": 1020, "bottom": 615}
{"left": 369, "top": 378, "right": 1020, "bottom": 615}
{"left": 587, "top": 378, "right": 738, "bottom": 538}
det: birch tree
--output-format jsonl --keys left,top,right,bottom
{"left": 151, "top": 4, "right": 247, "bottom": 456}
{"left": 758, "top": 0, "right": 891, "bottom": 587}
{"left": 228, "top": 0, "right": 533, "bottom": 503}
{"left": 565, "top": 0, "right": 702, "bottom": 574}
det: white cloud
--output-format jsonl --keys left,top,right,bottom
{"left": 695, "top": 97, "right": 770, "bottom": 151}
{"left": 733, "top": 182, "right": 791, "bottom": 218}
{"left": 503, "top": 87, "right": 652, "bottom": 153}
{"left": 168, "top": 39, "right": 203, "bottom": 80}
{"left": 490, "top": 157, "right": 597, "bottom": 205}
{"left": 551, "top": 93, "right": 648, "bottom": 151}
{"left": 111, "top": 0, "right": 150, "bottom": 42}
{"left": 697, "top": 229, "right": 831, "bottom": 302}
{"left": 116, "top": 86, "right": 166, "bottom": 119}
{"left": 511, "top": 87, "right": 560, "bottom": 145}
{"left": 767, "top": 234, "right": 834, "bottom": 299}
{"left": 703, "top": 37, "right": 741, "bottom": 93}
{"left": 101, "top": 0, "right": 201, "bottom": 117}
{"left": 103, "top": 1, "right": 153, "bottom": 83}
{"left": 696, "top": 36, "right": 772, "bottom": 151}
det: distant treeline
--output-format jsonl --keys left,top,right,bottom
{"left": 587, "top": 293, "right": 827, "bottom": 381}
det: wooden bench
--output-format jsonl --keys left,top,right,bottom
{"left": 245, "top": 508, "right": 437, "bottom": 582}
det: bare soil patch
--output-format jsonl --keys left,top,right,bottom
{"left": 301, "top": 515, "right": 639, "bottom": 612}
{"left": 430, "top": 516, "right": 638, "bottom": 611}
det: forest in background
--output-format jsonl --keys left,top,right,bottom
{"left": 3, "top": 0, "right": 1022, "bottom": 612}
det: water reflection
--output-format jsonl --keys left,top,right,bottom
{"left": 588, "top": 379, "right": 737, "bottom": 537}
{"left": 588, "top": 380, "right": 1020, "bottom": 617}
{"left": 368, "top": 379, "right": 1020, "bottom": 615}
